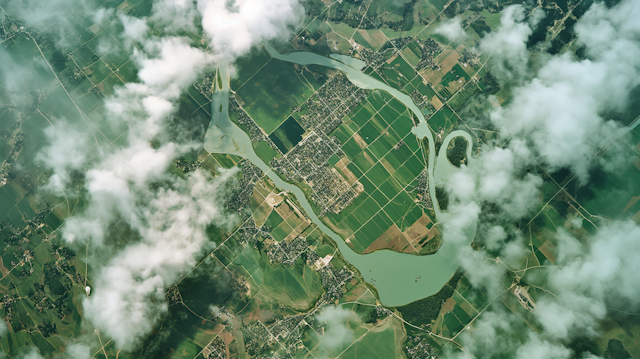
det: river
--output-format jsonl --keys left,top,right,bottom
{"left": 203, "top": 46, "right": 477, "bottom": 306}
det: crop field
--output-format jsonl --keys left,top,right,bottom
{"left": 382, "top": 55, "right": 416, "bottom": 89}
{"left": 449, "top": 82, "right": 480, "bottom": 111}
{"left": 417, "top": 125, "right": 640, "bottom": 348}
{"left": 253, "top": 140, "right": 281, "bottom": 164}
{"left": 235, "top": 59, "right": 320, "bottom": 134}
{"left": 261, "top": 255, "right": 323, "bottom": 309}
{"left": 339, "top": 316, "right": 405, "bottom": 359}
{"left": 230, "top": 47, "right": 273, "bottom": 90}
{"left": 269, "top": 116, "right": 306, "bottom": 153}
{"left": 209, "top": 226, "right": 325, "bottom": 307}
{"left": 428, "top": 107, "right": 457, "bottom": 134}
{"left": 566, "top": 158, "right": 640, "bottom": 220}
{"left": 318, "top": 89, "right": 443, "bottom": 254}
{"left": 440, "top": 63, "right": 471, "bottom": 88}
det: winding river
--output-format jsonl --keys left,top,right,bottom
{"left": 203, "top": 46, "right": 477, "bottom": 306}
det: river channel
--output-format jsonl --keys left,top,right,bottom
{"left": 203, "top": 45, "right": 476, "bottom": 306}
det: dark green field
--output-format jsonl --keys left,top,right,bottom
{"left": 236, "top": 59, "right": 321, "bottom": 134}
{"left": 269, "top": 116, "right": 306, "bottom": 153}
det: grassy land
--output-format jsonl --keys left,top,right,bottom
{"left": 236, "top": 59, "right": 321, "bottom": 134}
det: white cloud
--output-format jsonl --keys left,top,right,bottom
{"left": 30, "top": 0, "right": 312, "bottom": 353}
{"left": 435, "top": 17, "right": 467, "bottom": 42}
{"left": 442, "top": 1, "right": 640, "bottom": 358}
{"left": 4, "top": 0, "right": 98, "bottom": 47}
{"left": 16, "top": 348, "right": 44, "bottom": 359}
{"left": 490, "top": 56, "right": 629, "bottom": 183}
{"left": 119, "top": 14, "right": 149, "bottom": 47}
{"left": 135, "top": 37, "right": 214, "bottom": 98}
{"left": 36, "top": 122, "right": 90, "bottom": 195}
{"left": 446, "top": 142, "right": 537, "bottom": 211}
{"left": 64, "top": 343, "right": 91, "bottom": 359}
{"left": 515, "top": 334, "right": 572, "bottom": 359}
{"left": 151, "top": 0, "right": 200, "bottom": 33}
{"left": 82, "top": 169, "right": 238, "bottom": 350}
{"left": 198, "top": 0, "right": 304, "bottom": 60}
{"left": 485, "top": 0, "right": 640, "bottom": 183}
{"left": 314, "top": 306, "right": 355, "bottom": 356}
{"left": 480, "top": 5, "right": 532, "bottom": 85}
{"left": 13, "top": 0, "right": 307, "bottom": 354}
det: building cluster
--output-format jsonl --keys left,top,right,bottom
{"left": 202, "top": 336, "right": 226, "bottom": 359}
{"left": 240, "top": 274, "right": 369, "bottom": 359}
{"left": 267, "top": 314, "right": 306, "bottom": 348}
{"left": 31, "top": 283, "right": 50, "bottom": 312}
{"left": 0, "top": 121, "right": 24, "bottom": 187}
{"left": 271, "top": 131, "right": 342, "bottom": 181}
{"left": 0, "top": 12, "right": 53, "bottom": 50}
{"left": 358, "top": 37, "right": 415, "bottom": 72}
{"left": 213, "top": 228, "right": 356, "bottom": 358}
{"left": 405, "top": 336, "right": 435, "bottom": 359}
{"left": 413, "top": 170, "right": 433, "bottom": 210}
{"left": 415, "top": 38, "right": 442, "bottom": 71}
{"left": 513, "top": 285, "right": 536, "bottom": 311}
{"left": 384, "top": 37, "right": 415, "bottom": 53}
{"left": 226, "top": 161, "right": 264, "bottom": 220}
{"left": 38, "top": 320, "right": 57, "bottom": 338}
{"left": 3, "top": 294, "right": 16, "bottom": 329}
{"left": 243, "top": 321, "right": 275, "bottom": 357}
{"left": 375, "top": 305, "right": 393, "bottom": 318}
{"left": 1, "top": 207, "right": 53, "bottom": 251}
{"left": 357, "top": 46, "right": 390, "bottom": 69}
{"left": 309, "top": 167, "right": 360, "bottom": 215}
{"left": 175, "top": 158, "right": 202, "bottom": 173}
{"left": 235, "top": 224, "right": 270, "bottom": 249}
{"left": 459, "top": 48, "right": 479, "bottom": 68}
{"left": 66, "top": 65, "right": 87, "bottom": 86}
{"left": 293, "top": 73, "right": 367, "bottom": 135}
{"left": 243, "top": 312, "right": 311, "bottom": 359}
{"left": 410, "top": 89, "right": 430, "bottom": 109}
{"left": 193, "top": 72, "right": 215, "bottom": 99}
{"left": 266, "top": 235, "right": 308, "bottom": 266}
{"left": 271, "top": 131, "right": 358, "bottom": 215}
{"left": 318, "top": 265, "right": 354, "bottom": 302}
{"left": 165, "top": 287, "right": 182, "bottom": 306}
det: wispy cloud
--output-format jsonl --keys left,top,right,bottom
{"left": 198, "top": 0, "right": 304, "bottom": 61}
{"left": 27, "top": 0, "right": 305, "bottom": 352}
{"left": 441, "top": 0, "right": 640, "bottom": 357}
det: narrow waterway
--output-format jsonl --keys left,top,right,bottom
{"left": 204, "top": 47, "right": 477, "bottom": 306}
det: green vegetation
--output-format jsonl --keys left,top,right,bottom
{"left": 269, "top": 117, "right": 306, "bottom": 153}
{"left": 236, "top": 59, "right": 320, "bottom": 134}
{"left": 441, "top": 64, "right": 470, "bottom": 88}
{"left": 470, "top": 19, "right": 492, "bottom": 37}
{"left": 264, "top": 210, "right": 284, "bottom": 230}
{"left": 394, "top": 272, "right": 463, "bottom": 326}
{"left": 4, "top": 1, "right": 640, "bottom": 358}
{"left": 603, "top": 339, "right": 633, "bottom": 359}
{"left": 429, "top": 107, "right": 457, "bottom": 140}
{"left": 261, "top": 255, "right": 323, "bottom": 309}
{"left": 253, "top": 141, "right": 281, "bottom": 164}
{"left": 569, "top": 154, "right": 640, "bottom": 219}
{"left": 230, "top": 47, "right": 272, "bottom": 89}
{"left": 446, "top": 136, "right": 468, "bottom": 167}
{"left": 435, "top": 186, "right": 448, "bottom": 211}
{"left": 339, "top": 319, "right": 401, "bottom": 358}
